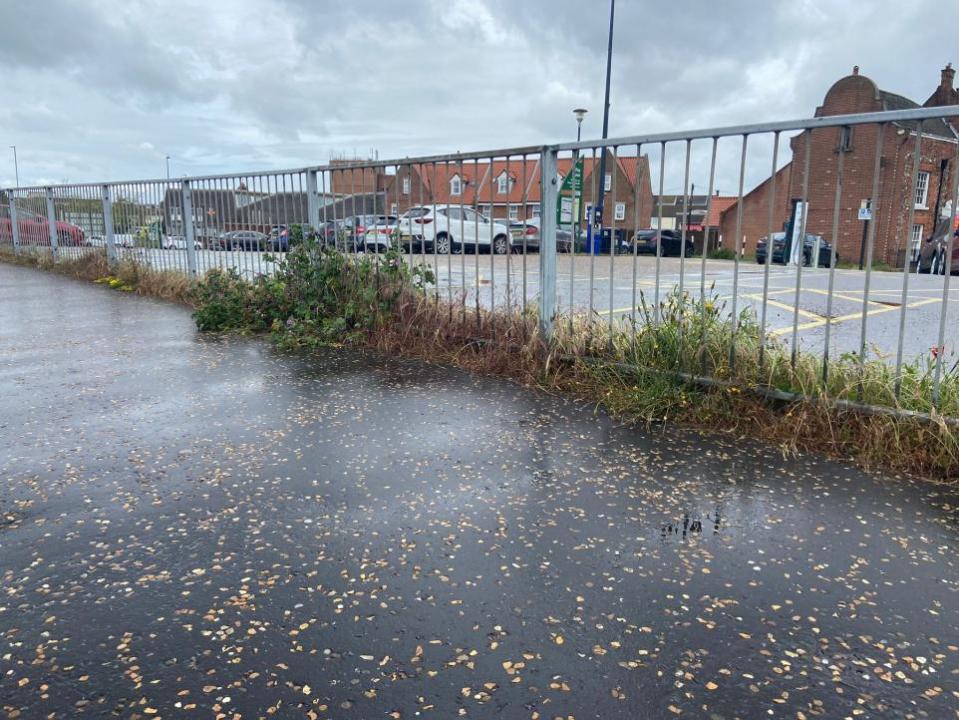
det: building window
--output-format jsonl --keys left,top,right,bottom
{"left": 915, "top": 171, "right": 930, "bottom": 208}
{"left": 911, "top": 223, "right": 924, "bottom": 260}
{"left": 614, "top": 202, "right": 626, "bottom": 221}
{"left": 529, "top": 204, "right": 541, "bottom": 218}
{"left": 479, "top": 205, "right": 490, "bottom": 216}
{"left": 497, "top": 174, "right": 509, "bottom": 194}
{"left": 508, "top": 204, "right": 519, "bottom": 220}
{"left": 839, "top": 126, "right": 853, "bottom": 152}
{"left": 402, "top": 176, "right": 410, "bottom": 195}
{"left": 450, "top": 176, "right": 462, "bottom": 196}
{"left": 390, "top": 203, "right": 398, "bottom": 216}
{"left": 604, "top": 174, "right": 611, "bottom": 192}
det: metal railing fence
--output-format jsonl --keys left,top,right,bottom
{"left": 3, "top": 105, "right": 959, "bottom": 415}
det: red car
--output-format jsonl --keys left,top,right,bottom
{"left": 0, "top": 209, "right": 86, "bottom": 247}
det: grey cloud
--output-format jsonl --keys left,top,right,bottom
{"left": 0, "top": 0, "right": 955, "bottom": 191}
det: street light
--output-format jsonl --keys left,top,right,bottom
{"left": 9, "top": 145, "right": 18, "bottom": 188}
{"left": 586, "top": 0, "right": 615, "bottom": 255}
{"left": 573, "top": 108, "right": 588, "bottom": 142}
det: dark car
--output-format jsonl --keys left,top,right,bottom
{"left": 756, "top": 232, "right": 837, "bottom": 267}
{"left": 917, "top": 217, "right": 959, "bottom": 275}
{"left": 632, "top": 229, "right": 695, "bottom": 257}
{"left": 219, "top": 230, "right": 269, "bottom": 251}
{"left": 268, "top": 225, "right": 293, "bottom": 252}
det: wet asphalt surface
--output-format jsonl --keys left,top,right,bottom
{"left": 2, "top": 263, "right": 959, "bottom": 720}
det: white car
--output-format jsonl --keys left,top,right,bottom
{"left": 363, "top": 222, "right": 399, "bottom": 254}
{"left": 163, "top": 235, "right": 202, "bottom": 250}
{"left": 396, "top": 205, "right": 513, "bottom": 254}
{"left": 114, "top": 233, "right": 136, "bottom": 248}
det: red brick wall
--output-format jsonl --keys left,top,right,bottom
{"left": 718, "top": 164, "right": 792, "bottom": 255}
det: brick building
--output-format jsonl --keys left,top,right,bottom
{"left": 720, "top": 65, "right": 959, "bottom": 267}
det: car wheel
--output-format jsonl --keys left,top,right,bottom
{"left": 493, "top": 234, "right": 509, "bottom": 255}
{"left": 435, "top": 234, "right": 451, "bottom": 255}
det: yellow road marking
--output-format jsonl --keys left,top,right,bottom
{"left": 743, "top": 294, "right": 822, "bottom": 320}
{"left": 768, "top": 297, "right": 941, "bottom": 337}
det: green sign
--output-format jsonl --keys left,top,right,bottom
{"left": 557, "top": 159, "right": 584, "bottom": 225}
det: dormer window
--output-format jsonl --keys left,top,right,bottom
{"left": 450, "top": 175, "right": 462, "bottom": 196}
{"left": 497, "top": 173, "right": 510, "bottom": 194}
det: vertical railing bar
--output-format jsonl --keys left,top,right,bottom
{"left": 521, "top": 152, "right": 529, "bottom": 328}
{"left": 932, "top": 144, "right": 959, "bottom": 409}
{"left": 608, "top": 145, "right": 618, "bottom": 340}
{"left": 700, "top": 138, "right": 719, "bottom": 375}
{"left": 654, "top": 142, "right": 666, "bottom": 323}
{"left": 677, "top": 138, "right": 692, "bottom": 363}
{"left": 8, "top": 191, "right": 21, "bottom": 253}
{"left": 539, "top": 146, "right": 559, "bottom": 340}
{"left": 790, "top": 132, "right": 813, "bottom": 367}
{"left": 821, "top": 133, "right": 847, "bottom": 386}
{"left": 894, "top": 129, "right": 924, "bottom": 399}
{"left": 631, "top": 144, "right": 643, "bottom": 332}
{"left": 474, "top": 158, "right": 481, "bottom": 332}
{"left": 588, "top": 146, "right": 597, "bottom": 323}
{"left": 569, "top": 150, "right": 579, "bottom": 334}
{"left": 505, "top": 154, "right": 512, "bottom": 319}
{"left": 729, "top": 134, "right": 749, "bottom": 371}
{"left": 758, "top": 131, "right": 781, "bottom": 368}
{"left": 430, "top": 161, "right": 439, "bottom": 305}
{"left": 489, "top": 156, "right": 496, "bottom": 327}
{"left": 45, "top": 187, "right": 59, "bottom": 261}
{"left": 102, "top": 184, "right": 116, "bottom": 266}
{"left": 459, "top": 159, "right": 467, "bottom": 324}
{"left": 857, "top": 123, "right": 887, "bottom": 396}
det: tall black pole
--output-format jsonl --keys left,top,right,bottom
{"left": 593, "top": 0, "right": 615, "bottom": 248}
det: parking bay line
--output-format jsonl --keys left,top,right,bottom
{"left": 768, "top": 297, "right": 942, "bottom": 337}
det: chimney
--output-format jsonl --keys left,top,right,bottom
{"left": 852, "top": 65, "right": 860, "bottom": 76}
{"left": 942, "top": 63, "right": 955, "bottom": 91}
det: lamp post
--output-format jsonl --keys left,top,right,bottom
{"left": 573, "top": 108, "right": 588, "bottom": 142}
{"left": 9, "top": 145, "right": 18, "bottom": 188}
{"left": 165, "top": 155, "right": 171, "bottom": 180}
{"left": 572, "top": 109, "right": 588, "bottom": 253}
{"left": 592, "top": 0, "right": 615, "bottom": 254}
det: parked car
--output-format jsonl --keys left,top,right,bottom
{"left": 363, "top": 217, "right": 400, "bottom": 254}
{"left": 756, "top": 232, "right": 837, "bottom": 267}
{"left": 632, "top": 229, "right": 695, "bottom": 257}
{"left": 0, "top": 209, "right": 86, "bottom": 246}
{"left": 114, "top": 233, "right": 136, "bottom": 249}
{"left": 338, "top": 215, "right": 396, "bottom": 250}
{"left": 268, "top": 225, "right": 293, "bottom": 252}
{"left": 521, "top": 217, "right": 579, "bottom": 253}
{"left": 163, "top": 235, "right": 201, "bottom": 250}
{"left": 396, "top": 206, "right": 512, "bottom": 254}
{"left": 917, "top": 217, "right": 959, "bottom": 275}
{"left": 218, "top": 230, "right": 269, "bottom": 251}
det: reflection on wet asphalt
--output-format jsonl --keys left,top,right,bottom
{"left": 1, "top": 262, "right": 958, "bottom": 719}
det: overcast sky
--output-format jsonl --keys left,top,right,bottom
{"left": 1, "top": 0, "right": 956, "bottom": 193}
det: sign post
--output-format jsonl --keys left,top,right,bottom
{"left": 857, "top": 198, "right": 872, "bottom": 270}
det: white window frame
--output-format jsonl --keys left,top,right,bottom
{"left": 508, "top": 204, "right": 519, "bottom": 220}
{"left": 402, "top": 176, "right": 410, "bottom": 195}
{"left": 529, "top": 204, "right": 541, "bottom": 218}
{"left": 479, "top": 204, "right": 490, "bottom": 216}
{"left": 497, "top": 174, "right": 509, "bottom": 194}
{"left": 910, "top": 223, "right": 924, "bottom": 260}
{"left": 390, "top": 203, "right": 398, "bottom": 216}
{"left": 915, "top": 171, "right": 930, "bottom": 209}
{"left": 614, "top": 202, "right": 626, "bottom": 221}
{"left": 450, "top": 176, "right": 462, "bottom": 196}
{"left": 604, "top": 174, "right": 611, "bottom": 192}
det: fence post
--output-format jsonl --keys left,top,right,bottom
{"left": 306, "top": 169, "right": 320, "bottom": 234}
{"left": 181, "top": 180, "right": 198, "bottom": 276}
{"left": 101, "top": 184, "right": 117, "bottom": 265}
{"left": 45, "top": 187, "right": 59, "bottom": 261}
{"left": 539, "top": 146, "right": 559, "bottom": 339}
{"left": 8, "top": 195, "right": 20, "bottom": 253}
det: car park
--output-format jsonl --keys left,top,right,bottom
{"left": 756, "top": 232, "right": 837, "bottom": 267}
{"left": 396, "top": 206, "right": 512, "bottom": 254}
